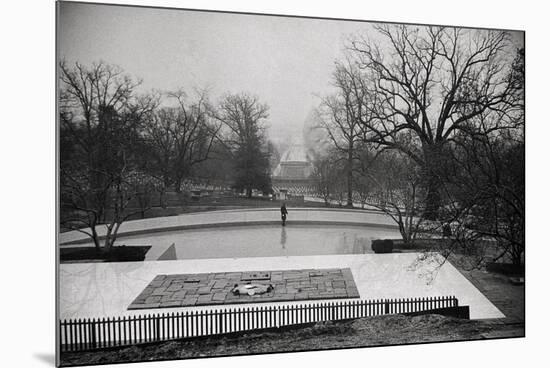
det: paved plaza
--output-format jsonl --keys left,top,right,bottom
{"left": 128, "top": 268, "right": 360, "bottom": 309}
{"left": 58, "top": 209, "right": 505, "bottom": 322}
{"left": 59, "top": 253, "right": 504, "bottom": 320}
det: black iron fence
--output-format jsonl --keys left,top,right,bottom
{"left": 60, "top": 295, "right": 459, "bottom": 352}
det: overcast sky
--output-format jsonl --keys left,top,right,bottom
{"left": 58, "top": 2, "right": 523, "bottom": 144}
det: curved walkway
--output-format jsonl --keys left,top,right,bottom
{"left": 59, "top": 207, "right": 398, "bottom": 245}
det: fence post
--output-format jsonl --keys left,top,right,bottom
{"left": 384, "top": 299, "right": 390, "bottom": 314}
{"left": 170, "top": 312, "right": 174, "bottom": 339}
{"left": 176, "top": 312, "right": 181, "bottom": 339}
{"left": 237, "top": 308, "right": 242, "bottom": 331}
{"left": 116, "top": 316, "right": 121, "bottom": 346}
{"left": 155, "top": 315, "right": 160, "bottom": 341}
{"left": 78, "top": 318, "right": 84, "bottom": 351}
{"left": 185, "top": 312, "right": 189, "bottom": 337}
{"left": 91, "top": 318, "right": 97, "bottom": 349}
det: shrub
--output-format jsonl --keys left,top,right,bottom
{"left": 371, "top": 239, "right": 393, "bottom": 253}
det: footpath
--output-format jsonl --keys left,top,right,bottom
{"left": 59, "top": 207, "right": 397, "bottom": 245}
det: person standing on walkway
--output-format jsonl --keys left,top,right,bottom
{"left": 280, "top": 202, "right": 288, "bottom": 226}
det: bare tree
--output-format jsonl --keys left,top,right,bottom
{"left": 212, "top": 93, "right": 272, "bottom": 197}
{"left": 309, "top": 148, "right": 342, "bottom": 207}
{"left": 368, "top": 151, "right": 427, "bottom": 247}
{"left": 352, "top": 143, "right": 378, "bottom": 209}
{"left": 318, "top": 61, "right": 374, "bottom": 207}
{"left": 448, "top": 124, "right": 524, "bottom": 266}
{"left": 347, "top": 25, "right": 521, "bottom": 219}
{"left": 140, "top": 89, "right": 219, "bottom": 204}
{"left": 418, "top": 48, "right": 525, "bottom": 270}
{"left": 59, "top": 60, "right": 158, "bottom": 252}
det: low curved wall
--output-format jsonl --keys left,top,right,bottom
{"left": 59, "top": 207, "right": 398, "bottom": 245}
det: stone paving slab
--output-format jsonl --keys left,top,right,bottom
{"left": 128, "top": 268, "right": 360, "bottom": 310}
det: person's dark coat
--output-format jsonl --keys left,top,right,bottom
{"left": 280, "top": 205, "right": 288, "bottom": 225}
{"left": 280, "top": 205, "right": 288, "bottom": 218}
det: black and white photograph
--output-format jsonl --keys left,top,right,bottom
{"left": 54, "top": 1, "right": 527, "bottom": 366}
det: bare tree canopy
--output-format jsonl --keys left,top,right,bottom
{"left": 317, "top": 61, "right": 373, "bottom": 206}
{"left": 59, "top": 60, "right": 159, "bottom": 251}
{"left": 346, "top": 25, "right": 522, "bottom": 218}
{"left": 212, "top": 93, "right": 272, "bottom": 197}
{"left": 313, "top": 26, "right": 524, "bottom": 269}
{"left": 140, "top": 89, "right": 219, "bottom": 197}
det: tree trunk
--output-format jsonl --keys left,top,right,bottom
{"left": 159, "top": 188, "right": 166, "bottom": 209}
{"left": 422, "top": 144, "right": 444, "bottom": 220}
{"left": 93, "top": 236, "right": 101, "bottom": 253}
{"left": 346, "top": 170, "right": 353, "bottom": 207}
{"left": 346, "top": 146, "right": 354, "bottom": 207}
{"left": 246, "top": 187, "right": 252, "bottom": 198}
{"left": 174, "top": 177, "right": 182, "bottom": 193}
{"left": 103, "top": 236, "right": 112, "bottom": 254}
{"left": 424, "top": 175, "right": 441, "bottom": 220}
{"left": 91, "top": 222, "right": 101, "bottom": 253}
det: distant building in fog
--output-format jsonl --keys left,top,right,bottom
{"left": 272, "top": 141, "right": 315, "bottom": 198}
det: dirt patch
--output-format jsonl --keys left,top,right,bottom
{"left": 59, "top": 313, "right": 521, "bottom": 367}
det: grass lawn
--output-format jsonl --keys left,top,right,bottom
{"left": 127, "top": 196, "right": 357, "bottom": 217}
{"left": 59, "top": 313, "right": 522, "bottom": 367}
